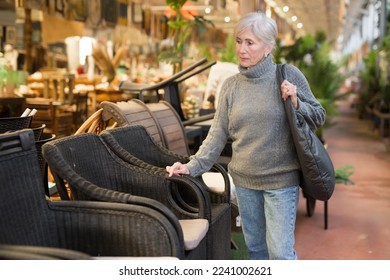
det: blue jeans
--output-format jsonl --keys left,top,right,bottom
{"left": 235, "top": 184, "right": 299, "bottom": 260}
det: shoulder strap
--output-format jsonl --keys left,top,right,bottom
{"left": 276, "top": 64, "right": 286, "bottom": 88}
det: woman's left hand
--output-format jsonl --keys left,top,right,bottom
{"left": 281, "top": 80, "right": 298, "bottom": 109}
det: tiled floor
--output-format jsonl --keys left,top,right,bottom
{"left": 294, "top": 98, "right": 390, "bottom": 260}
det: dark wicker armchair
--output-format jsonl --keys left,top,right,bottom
{"left": 0, "top": 129, "right": 190, "bottom": 259}
{"left": 42, "top": 132, "right": 210, "bottom": 259}
{"left": 0, "top": 115, "right": 32, "bottom": 134}
{"left": 100, "top": 125, "right": 232, "bottom": 259}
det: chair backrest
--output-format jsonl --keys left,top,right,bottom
{"left": 35, "top": 132, "right": 56, "bottom": 196}
{"left": 73, "top": 92, "right": 89, "bottom": 130}
{"left": 119, "top": 58, "right": 217, "bottom": 121}
{"left": 101, "top": 99, "right": 190, "bottom": 156}
{"left": 100, "top": 99, "right": 165, "bottom": 146}
{"left": 31, "top": 123, "right": 46, "bottom": 141}
{"left": 0, "top": 129, "right": 57, "bottom": 246}
{"left": 0, "top": 115, "right": 33, "bottom": 134}
{"left": 100, "top": 125, "right": 186, "bottom": 169}
{"left": 74, "top": 108, "right": 114, "bottom": 135}
{"left": 147, "top": 101, "right": 190, "bottom": 156}
{"left": 42, "top": 133, "right": 206, "bottom": 219}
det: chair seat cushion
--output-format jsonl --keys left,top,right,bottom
{"left": 201, "top": 172, "right": 236, "bottom": 200}
{"left": 179, "top": 219, "right": 209, "bottom": 251}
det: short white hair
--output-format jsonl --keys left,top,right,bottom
{"left": 234, "top": 12, "right": 278, "bottom": 50}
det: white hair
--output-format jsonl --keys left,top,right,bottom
{"left": 234, "top": 12, "right": 278, "bottom": 50}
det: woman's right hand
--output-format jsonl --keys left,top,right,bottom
{"left": 166, "top": 162, "right": 190, "bottom": 177}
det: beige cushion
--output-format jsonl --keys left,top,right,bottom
{"left": 179, "top": 219, "right": 209, "bottom": 251}
{"left": 201, "top": 172, "right": 236, "bottom": 200}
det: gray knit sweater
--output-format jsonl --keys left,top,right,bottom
{"left": 187, "top": 55, "right": 326, "bottom": 190}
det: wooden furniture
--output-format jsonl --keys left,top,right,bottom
{"left": 25, "top": 98, "right": 73, "bottom": 138}
{"left": 0, "top": 91, "right": 26, "bottom": 117}
{"left": 74, "top": 108, "right": 117, "bottom": 135}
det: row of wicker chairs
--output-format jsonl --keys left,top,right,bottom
{"left": 0, "top": 101, "right": 231, "bottom": 259}
{"left": 0, "top": 129, "right": 188, "bottom": 259}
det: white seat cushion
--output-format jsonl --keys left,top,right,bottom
{"left": 179, "top": 219, "right": 209, "bottom": 251}
{"left": 201, "top": 172, "right": 236, "bottom": 200}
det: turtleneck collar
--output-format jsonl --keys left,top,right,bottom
{"left": 238, "top": 54, "right": 275, "bottom": 79}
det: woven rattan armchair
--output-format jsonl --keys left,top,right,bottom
{"left": 99, "top": 99, "right": 231, "bottom": 201}
{"left": 0, "top": 129, "right": 189, "bottom": 259}
{"left": 100, "top": 125, "right": 232, "bottom": 259}
{"left": 42, "top": 132, "right": 210, "bottom": 259}
{"left": 0, "top": 115, "right": 32, "bottom": 133}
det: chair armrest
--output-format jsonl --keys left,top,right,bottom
{"left": 100, "top": 127, "right": 230, "bottom": 204}
{"left": 48, "top": 200, "right": 186, "bottom": 258}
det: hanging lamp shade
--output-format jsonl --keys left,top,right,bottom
{"left": 164, "top": 1, "right": 199, "bottom": 20}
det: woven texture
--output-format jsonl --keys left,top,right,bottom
{"left": 0, "top": 116, "right": 32, "bottom": 133}
{"left": 42, "top": 132, "right": 209, "bottom": 259}
{"left": 31, "top": 124, "right": 46, "bottom": 141}
{"left": 147, "top": 101, "right": 190, "bottom": 156}
{"left": 100, "top": 125, "right": 232, "bottom": 259}
{"left": 0, "top": 129, "right": 186, "bottom": 258}
{"left": 100, "top": 99, "right": 165, "bottom": 146}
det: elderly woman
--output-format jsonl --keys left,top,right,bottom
{"left": 167, "top": 12, "right": 325, "bottom": 260}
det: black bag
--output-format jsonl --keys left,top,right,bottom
{"left": 276, "top": 64, "right": 335, "bottom": 201}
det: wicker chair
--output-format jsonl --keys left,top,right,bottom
{"left": 100, "top": 125, "right": 232, "bottom": 259}
{"left": 119, "top": 57, "right": 216, "bottom": 121}
{"left": 35, "top": 132, "right": 56, "bottom": 196}
{"left": 30, "top": 123, "right": 46, "bottom": 140}
{"left": 42, "top": 132, "right": 210, "bottom": 259}
{"left": 74, "top": 108, "right": 117, "bottom": 135}
{"left": 0, "top": 115, "right": 32, "bottom": 134}
{"left": 0, "top": 129, "right": 189, "bottom": 259}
